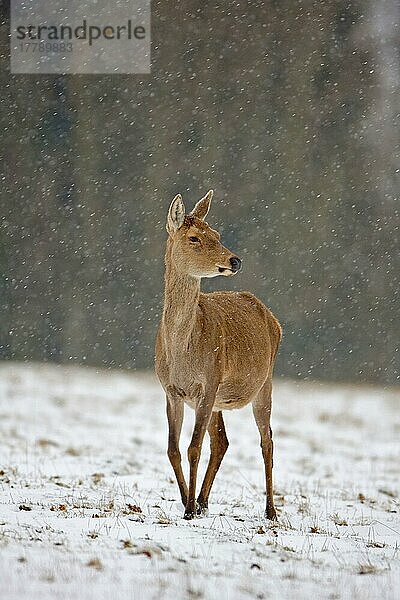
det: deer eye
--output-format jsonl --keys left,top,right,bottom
{"left": 189, "top": 236, "right": 200, "bottom": 243}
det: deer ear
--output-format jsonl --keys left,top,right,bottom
{"left": 167, "top": 194, "right": 185, "bottom": 234}
{"left": 189, "top": 189, "right": 213, "bottom": 221}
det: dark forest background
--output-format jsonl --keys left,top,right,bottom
{"left": 0, "top": 1, "right": 398, "bottom": 384}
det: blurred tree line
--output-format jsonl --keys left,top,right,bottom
{"left": 0, "top": 1, "right": 398, "bottom": 383}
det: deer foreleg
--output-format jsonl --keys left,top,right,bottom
{"left": 166, "top": 392, "right": 188, "bottom": 506}
{"left": 184, "top": 392, "right": 215, "bottom": 520}
{"left": 197, "top": 411, "right": 229, "bottom": 515}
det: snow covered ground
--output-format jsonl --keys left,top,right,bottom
{"left": 0, "top": 362, "right": 399, "bottom": 600}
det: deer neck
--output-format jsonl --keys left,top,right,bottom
{"left": 162, "top": 239, "right": 200, "bottom": 349}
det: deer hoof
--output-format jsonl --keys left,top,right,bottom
{"left": 265, "top": 507, "right": 277, "bottom": 521}
{"left": 183, "top": 509, "right": 196, "bottom": 520}
{"left": 184, "top": 500, "right": 203, "bottom": 519}
{"left": 196, "top": 503, "right": 209, "bottom": 517}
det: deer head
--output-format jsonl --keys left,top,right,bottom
{"left": 166, "top": 190, "right": 242, "bottom": 278}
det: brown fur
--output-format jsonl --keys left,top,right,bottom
{"left": 155, "top": 191, "right": 282, "bottom": 519}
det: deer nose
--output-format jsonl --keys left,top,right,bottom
{"left": 230, "top": 256, "right": 242, "bottom": 272}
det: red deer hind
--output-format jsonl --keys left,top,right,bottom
{"left": 155, "top": 190, "right": 282, "bottom": 520}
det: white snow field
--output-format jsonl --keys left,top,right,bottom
{"left": 0, "top": 363, "right": 399, "bottom": 600}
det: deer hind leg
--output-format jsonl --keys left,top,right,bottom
{"left": 197, "top": 411, "right": 229, "bottom": 515}
{"left": 166, "top": 391, "right": 188, "bottom": 507}
{"left": 252, "top": 379, "right": 277, "bottom": 520}
{"left": 184, "top": 394, "right": 215, "bottom": 520}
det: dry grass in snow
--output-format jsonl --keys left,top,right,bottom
{"left": 0, "top": 362, "right": 399, "bottom": 599}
